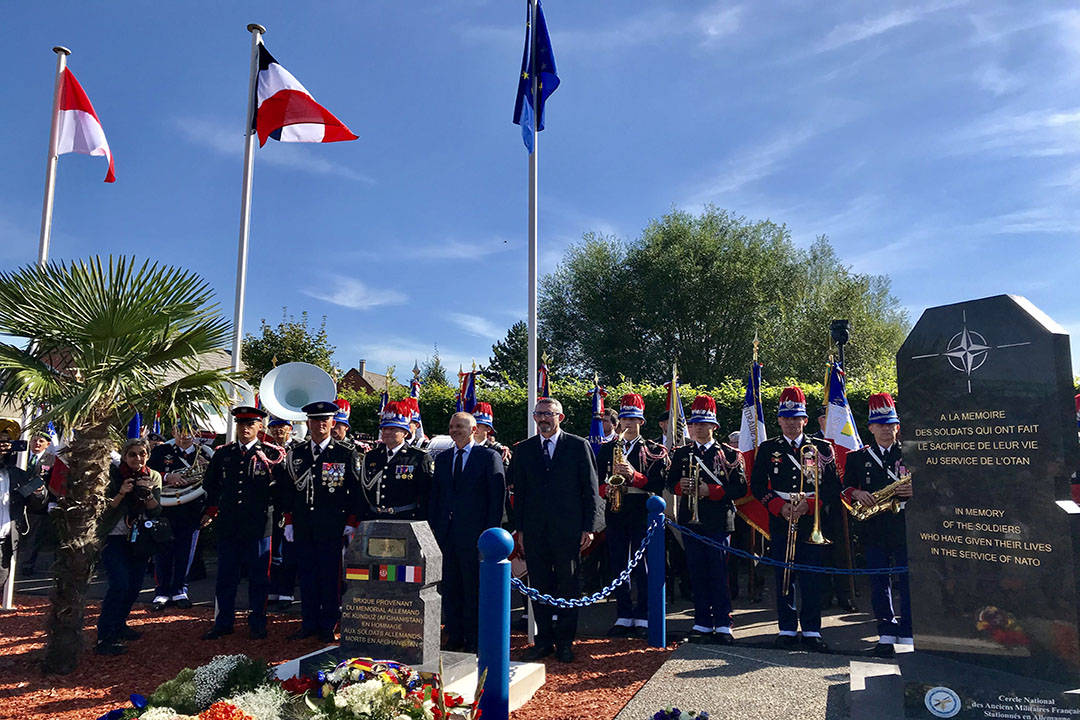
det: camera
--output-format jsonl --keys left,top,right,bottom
{"left": 0, "top": 439, "right": 28, "bottom": 452}
{"left": 134, "top": 484, "right": 153, "bottom": 501}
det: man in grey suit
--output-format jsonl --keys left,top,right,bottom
{"left": 511, "top": 397, "right": 602, "bottom": 663}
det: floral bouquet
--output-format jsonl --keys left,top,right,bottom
{"left": 976, "top": 606, "right": 1029, "bottom": 647}
{"left": 651, "top": 708, "right": 710, "bottom": 720}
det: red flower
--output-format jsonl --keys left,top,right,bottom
{"left": 280, "top": 674, "right": 319, "bottom": 694}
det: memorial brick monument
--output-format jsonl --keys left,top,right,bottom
{"left": 340, "top": 519, "right": 443, "bottom": 667}
{"left": 895, "top": 295, "right": 1080, "bottom": 718}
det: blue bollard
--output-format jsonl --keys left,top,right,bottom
{"left": 478, "top": 527, "right": 514, "bottom": 720}
{"left": 646, "top": 495, "right": 667, "bottom": 648}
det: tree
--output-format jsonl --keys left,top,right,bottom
{"left": 420, "top": 344, "right": 449, "bottom": 385}
{"left": 486, "top": 320, "right": 554, "bottom": 386}
{"left": 0, "top": 258, "right": 235, "bottom": 673}
{"left": 539, "top": 205, "right": 909, "bottom": 385}
{"left": 241, "top": 309, "right": 339, "bottom": 386}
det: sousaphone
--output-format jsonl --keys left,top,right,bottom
{"left": 260, "top": 362, "right": 338, "bottom": 422}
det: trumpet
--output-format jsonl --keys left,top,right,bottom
{"left": 849, "top": 467, "right": 911, "bottom": 521}
{"left": 803, "top": 445, "right": 830, "bottom": 547}
{"left": 781, "top": 453, "right": 806, "bottom": 594}
{"left": 687, "top": 453, "right": 702, "bottom": 524}
{"left": 605, "top": 430, "right": 629, "bottom": 513}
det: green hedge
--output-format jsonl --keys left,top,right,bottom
{"left": 340, "top": 372, "right": 899, "bottom": 447}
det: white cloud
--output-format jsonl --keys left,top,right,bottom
{"left": 416, "top": 239, "right": 512, "bottom": 260}
{"left": 815, "top": 2, "right": 963, "bottom": 54}
{"left": 304, "top": 276, "right": 406, "bottom": 310}
{"left": 172, "top": 117, "right": 374, "bottom": 183}
{"left": 950, "top": 107, "right": 1080, "bottom": 157}
{"left": 448, "top": 312, "right": 504, "bottom": 340}
{"left": 352, "top": 338, "right": 476, "bottom": 376}
{"left": 973, "top": 63, "right": 1021, "bottom": 96}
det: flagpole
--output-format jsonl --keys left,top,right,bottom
{"left": 7, "top": 46, "right": 71, "bottom": 610}
{"left": 227, "top": 23, "right": 265, "bottom": 443}
{"left": 526, "top": 0, "right": 540, "bottom": 440}
{"left": 37, "top": 46, "right": 70, "bottom": 267}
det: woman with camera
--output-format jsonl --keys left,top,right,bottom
{"left": 95, "top": 437, "right": 162, "bottom": 656}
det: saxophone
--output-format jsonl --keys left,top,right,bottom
{"left": 605, "top": 430, "right": 628, "bottom": 513}
{"left": 849, "top": 467, "right": 912, "bottom": 521}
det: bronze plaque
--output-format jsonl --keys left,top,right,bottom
{"left": 367, "top": 537, "right": 407, "bottom": 559}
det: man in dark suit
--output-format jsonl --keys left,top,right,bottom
{"left": 510, "top": 397, "right": 602, "bottom": 663}
{"left": 430, "top": 412, "right": 505, "bottom": 652}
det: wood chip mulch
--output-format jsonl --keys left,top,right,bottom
{"left": 0, "top": 595, "right": 674, "bottom": 720}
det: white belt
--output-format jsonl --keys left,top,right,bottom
{"left": 626, "top": 488, "right": 649, "bottom": 496}
{"left": 773, "top": 490, "right": 816, "bottom": 500}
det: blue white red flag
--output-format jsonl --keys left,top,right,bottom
{"left": 253, "top": 44, "right": 357, "bottom": 147}
{"left": 823, "top": 361, "right": 863, "bottom": 475}
{"left": 152, "top": 412, "right": 161, "bottom": 436}
{"left": 537, "top": 361, "right": 550, "bottom": 399}
{"left": 588, "top": 380, "right": 607, "bottom": 453}
{"left": 410, "top": 375, "right": 425, "bottom": 440}
{"left": 456, "top": 371, "right": 477, "bottom": 414}
{"left": 736, "top": 361, "right": 771, "bottom": 538}
{"left": 663, "top": 378, "right": 689, "bottom": 448}
{"left": 378, "top": 390, "right": 389, "bottom": 415}
{"left": 46, "top": 420, "right": 61, "bottom": 453}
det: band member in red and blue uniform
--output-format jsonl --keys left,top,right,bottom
{"left": 148, "top": 422, "right": 213, "bottom": 611}
{"left": 200, "top": 405, "right": 285, "bottom": 640}
{"left": 362, "top": 401, "right": 433, "bottom": 521}
{"left": 596, "top": 393, "right": 667, "bottom": 638}
{"left": 751, "top": 386, "right": 839, "bottom": 652}
{"left": 275, "top": 400, "right": 363, "bottom": 642}
{"left": 842, "top": 392, "right": 913, "bottom": 657}
{"left": 666, "top": 395, "right": 747, "bottom": 644}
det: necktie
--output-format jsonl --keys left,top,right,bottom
{"left": 313, "top": 444, "right": 322, "bottom": 458}
{"left": 543, "top": 438, "right": 552, "bottom": 470}
{"left": 453, "top": 448, "right": 465, "bottom": 489}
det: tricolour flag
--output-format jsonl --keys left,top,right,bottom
{"left": 456, "top": 370, "right": 477, "bottom": 414}
{"left": 126, "top": 411, "right": 141, "bottom": 440}
{"left": 587, "top": 380, "right": 607, "bottom": 453}
{"left": 735, "top": 361, "right": 770, "bottom": 539}
{"left": 378, "top": 564, "right": 397, "bottom": 582}
{"left": 663, "top": 375, "right": 689, "bottom": 450}
{"left": 378, "top": 389, "right": 389, "bottom": 416}
{"left": 254, "top": 44, "right": 357, "bottom": 147}
{"left": 409, "top": 371, "right": 425, "bottom": 440}
{"left": 345, "top": 566, "right": 370, "bottom": 581}
{"left": 401, "top": 565, "right": 423, "bottom": 583}
{"left": 513, "top": 0, "right": 560, "bottom": 153}
{"left": 57, "top": 68, "right": 115, "bottom": 183}
{"left": 823, "top": 361, "right": 863, "bottom": 476}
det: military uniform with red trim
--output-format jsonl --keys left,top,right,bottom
{"left": 750, "top": 387, "right": 839, "bottom": 648}
{"left": 595, "top": 394, "right": 668, "bottom": 634}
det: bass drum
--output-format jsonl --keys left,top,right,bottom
{"left": 424, "top": 434, "right": 455, "bottom": 460}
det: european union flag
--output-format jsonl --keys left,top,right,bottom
{"left": 513, "top": 0, "right": 560, "bottom": 153}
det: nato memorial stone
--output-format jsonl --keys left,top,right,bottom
{"left": 340, "top": 520, "right": 442, "bottom": 667}
{"left": 896, "top": 295, "right": 1080, "bottom": 717}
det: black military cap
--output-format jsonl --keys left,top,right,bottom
{"left": 302, "top": 400, "right": 339, "bottom": 418}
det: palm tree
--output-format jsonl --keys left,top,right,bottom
{"left": 0, "top": 257, "right": 237, "bottom": 674}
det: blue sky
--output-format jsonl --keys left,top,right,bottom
{"left": 3, "top": 1, "right": 1080, "bottom": 379}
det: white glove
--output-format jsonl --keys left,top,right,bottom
{"left": 343, "top": 525, "right": 356, "bottom": 540}
{"left": 284, "top": 524, "right": 294, "bottom": 542}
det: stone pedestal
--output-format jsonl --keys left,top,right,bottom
{"left": 340, "top": 520, "right": 442, "bottom": 667}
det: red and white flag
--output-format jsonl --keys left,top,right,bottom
{"left": 254, "top": 44, "right": 357, "bottom": 147}
{"left": 57, "top": 68, "right": 115, "bottom": 183}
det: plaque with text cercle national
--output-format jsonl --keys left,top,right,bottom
{"left": 897, "top": 294, "right": 1080, "bottom": 692}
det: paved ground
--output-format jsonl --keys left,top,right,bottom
{"left": 614, "top": 643, "right": 895, "bottom": 720}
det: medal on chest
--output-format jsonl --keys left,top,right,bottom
{"left": 322, "top": 462, "right": 346, "bottom": 492}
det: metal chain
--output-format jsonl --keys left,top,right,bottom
{"left": 511, "top": 518, "right": 662, "bottom": 608}
{"left": 669, "top": 519, "right": 908, "bottom": 576}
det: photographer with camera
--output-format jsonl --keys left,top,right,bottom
{"left": 95, "top": 437, "right": 162, "bottom": 656}
{"left": 1, "top": 420, "right": 44, "bottom": 591}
